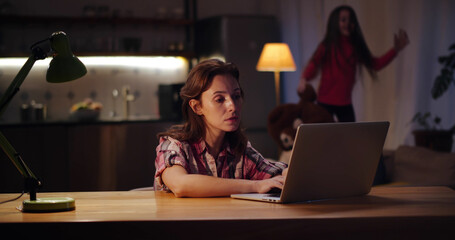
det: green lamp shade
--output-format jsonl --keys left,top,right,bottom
{"left": 46, "top": 31, "right": 87, "bottom": 83}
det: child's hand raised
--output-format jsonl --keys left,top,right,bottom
{"left": 394, "top": 29, "right": 410, "bottom": 52}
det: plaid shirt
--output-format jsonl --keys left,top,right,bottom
{"left": 154, "top": 136, "right": 287, "bottom": 191}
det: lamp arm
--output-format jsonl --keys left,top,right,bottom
{"left": 0, "top": 47, "right": 47, "bottom": 117}
{"left": 0, "top": 130, "right": 41, "bottom": 200}
{"left": 0, "top": 48, "right": 47, "bottom": 200}
{"left": 0, "top": 33, "right": 78, "bottom": 211}
{"left": 0, "top": 131, "right": 36, "bottom": 179}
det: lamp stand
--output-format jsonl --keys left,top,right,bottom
{"left": 274, "top": 71, "right": 280, "bottom": 105}
{"left": 0, "top": 44, "right": 75, "bottom": 213}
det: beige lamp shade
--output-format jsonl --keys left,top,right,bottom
{"left": 256, "top": 43, "right": 296, "bottom": 72}
{"left": 256, "top": 43, "right": 296, "bottom": 105}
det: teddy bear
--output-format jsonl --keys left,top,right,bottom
{"left": 267, "top": 83, "right": 334, "bottom": 163}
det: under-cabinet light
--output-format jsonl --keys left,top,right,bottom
{"left": 0, "top": 56, "right": 188, "bottom": 71}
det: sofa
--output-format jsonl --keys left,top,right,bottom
{"left": 380, "top": 145, "right": 455, "bottom": 189}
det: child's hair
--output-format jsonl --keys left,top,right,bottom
{"left": 158, "top": 59, "right": 248, "bottom": 156}
{"left": 321, "top": 5, "right": 376, "bottom": 78}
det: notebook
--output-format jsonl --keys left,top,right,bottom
{"left": 231, "top": 121, "right": 389, "bottom": 203}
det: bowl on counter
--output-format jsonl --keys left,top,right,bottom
{"left": 69, "top": 109, "right": 100, "bottom": 122}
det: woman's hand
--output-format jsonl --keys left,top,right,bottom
{"left": 394, "top": 29, "right": 410, "bottom": 52}
{"left": 162, "top": 165, "right": 286, "bottom": 197}
{"left": 254, "top": 175, "right": 285, "bottom": 193}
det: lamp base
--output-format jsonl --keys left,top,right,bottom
{"left": 22, "top": 197, "right": 75, "bottom": 213}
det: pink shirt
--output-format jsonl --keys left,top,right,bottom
{"left": 154, "top": 136, "right": 287, "bottom": 191}
{"left": 303, "top": 36, "right": 397, "bottom": 105}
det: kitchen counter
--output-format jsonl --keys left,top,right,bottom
{"left": 0, "top": 120, "right": 176, "bottom": 193}
{"left": 0, "top": 116, "right": 180, "bottom": 127}
{"left": 0, "top": 117, "right": 277, "bottom": 194}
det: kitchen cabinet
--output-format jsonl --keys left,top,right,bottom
{"left": 0, "top": 120, "right": 174, "bottom": 193}
{"left": 0, "top": 0, "right": 196, "bottom": 57}
{"left": 0, "top": 125, "right": 68, "bottom": 193}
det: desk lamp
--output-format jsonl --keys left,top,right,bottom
{"left": 0, "top": 31, "right": 86, "bottom": 212}
{"left": 256, "top": 43, "right": 296, "bottom": 105}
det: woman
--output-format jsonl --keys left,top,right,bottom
{"left": 154, "top": 59, "right": 288, "bottom": 197}
{"left": 298, "top": 5, "right": 409, "bottom": 122}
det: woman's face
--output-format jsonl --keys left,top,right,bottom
{"left": 191, "top": 74, "right": 243, "bottom": 136}
{"left": 339, "top": 9, "right": 353, "bottom": 36}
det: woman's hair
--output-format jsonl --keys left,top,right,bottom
{"left": 319, "top": 5, "right": 376, "bottom": 78}
{"left": 158, "top": 59, "right": 248, "bottom": 156}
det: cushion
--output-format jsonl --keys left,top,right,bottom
{"left": 393, "top": 145, "right": 455, "bottom": 188}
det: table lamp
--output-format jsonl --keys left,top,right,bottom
{"left": 256, "top": 43, "right": 296, "bottom": 105}
{"left": 0, "top": 31, "right": 87, "bottom": 212}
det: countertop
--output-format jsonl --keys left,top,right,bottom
{"left": 0, "top": 117, "right": 180, "bottom": 127}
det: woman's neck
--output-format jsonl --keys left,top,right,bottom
{"left": 204, "top": 129, "right": 225, "bottom": 158}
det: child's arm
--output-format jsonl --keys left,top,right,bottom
{"left": 161, "top": 165, "right": 285, "bottom": 197}
{"left": 298, "top": 44, "right": 325, "bottom": 94}
{"left": 373, "top": 29, "right": 410, "bottom": 71}
{"left": 297, "top": 77, "right": 307, "bottom": 94}
{"left": 394, "top": 29, "right": 410, "bottom": 52}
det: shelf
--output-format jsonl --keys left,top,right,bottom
{"left": 79, "top": 51, "right": 196, "bottom": 58}
{"left": 0, "top": 14, "right": 196, "bottom": 57}
{"left": 0, "top": 15, "right": 194, "bottom": 26}
{"left": 0, "top": 0, "right": 197, "bottom": 58}
{"left": 0, "top": 51, "right": 196, "bottom": 58}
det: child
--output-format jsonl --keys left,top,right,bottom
{"left": 154, "top": 59, "right": 288, "bottom": 197}
{"left": 298, "top": 5, "right": 409, "bottom": 122}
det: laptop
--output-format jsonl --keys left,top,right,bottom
{"left": 231, "top": 121, "right": 389, "bottom": 203}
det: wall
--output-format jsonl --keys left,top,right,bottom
{"left": 197, "top": 0, "right": 279, "bottom": 19}
{"left": 0, "top": 57, "right": 188, "bottom": 122}
{"left": 0, "top": 0, "right": 185, "bottom": 17}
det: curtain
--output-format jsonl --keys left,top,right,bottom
{"left": 280, "top": 0, "right": 455, "bottom": 150}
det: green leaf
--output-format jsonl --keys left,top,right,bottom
{"left": 447, "top": 54, "right": 455, "bottom": 67}
{"left": 434, "top": 116, "right": 441, "bottom": 124}
{"left": 450, "top": 124, "right": 455, "bottom": 133}
{"left": 411, "top": 112, "right": 430, "bottom": 129}
{"left": 438, "top": 56, "right": 448, "bottom": 64}
{"left": 411, "top": 112, "right": 422, "bottom": 121}
{"left": 432, "top": 74, "right": 453, "bottom": 99}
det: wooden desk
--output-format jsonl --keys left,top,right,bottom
{"left": 1, "top": 186, "right": 454, "bottom": 239}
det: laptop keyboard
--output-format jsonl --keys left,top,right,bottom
{"left": 264, "top": 193, "right": 280, "bottom": 198}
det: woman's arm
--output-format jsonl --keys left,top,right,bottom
{"left": 162, "top": 165, "right": 285, "bottom": 197}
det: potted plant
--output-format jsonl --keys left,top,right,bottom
{"left": 412, "top": 43, "right": 455, "bottom": 152}
{"left": 412, "top": 112, "right": 455, "bottom": 152}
